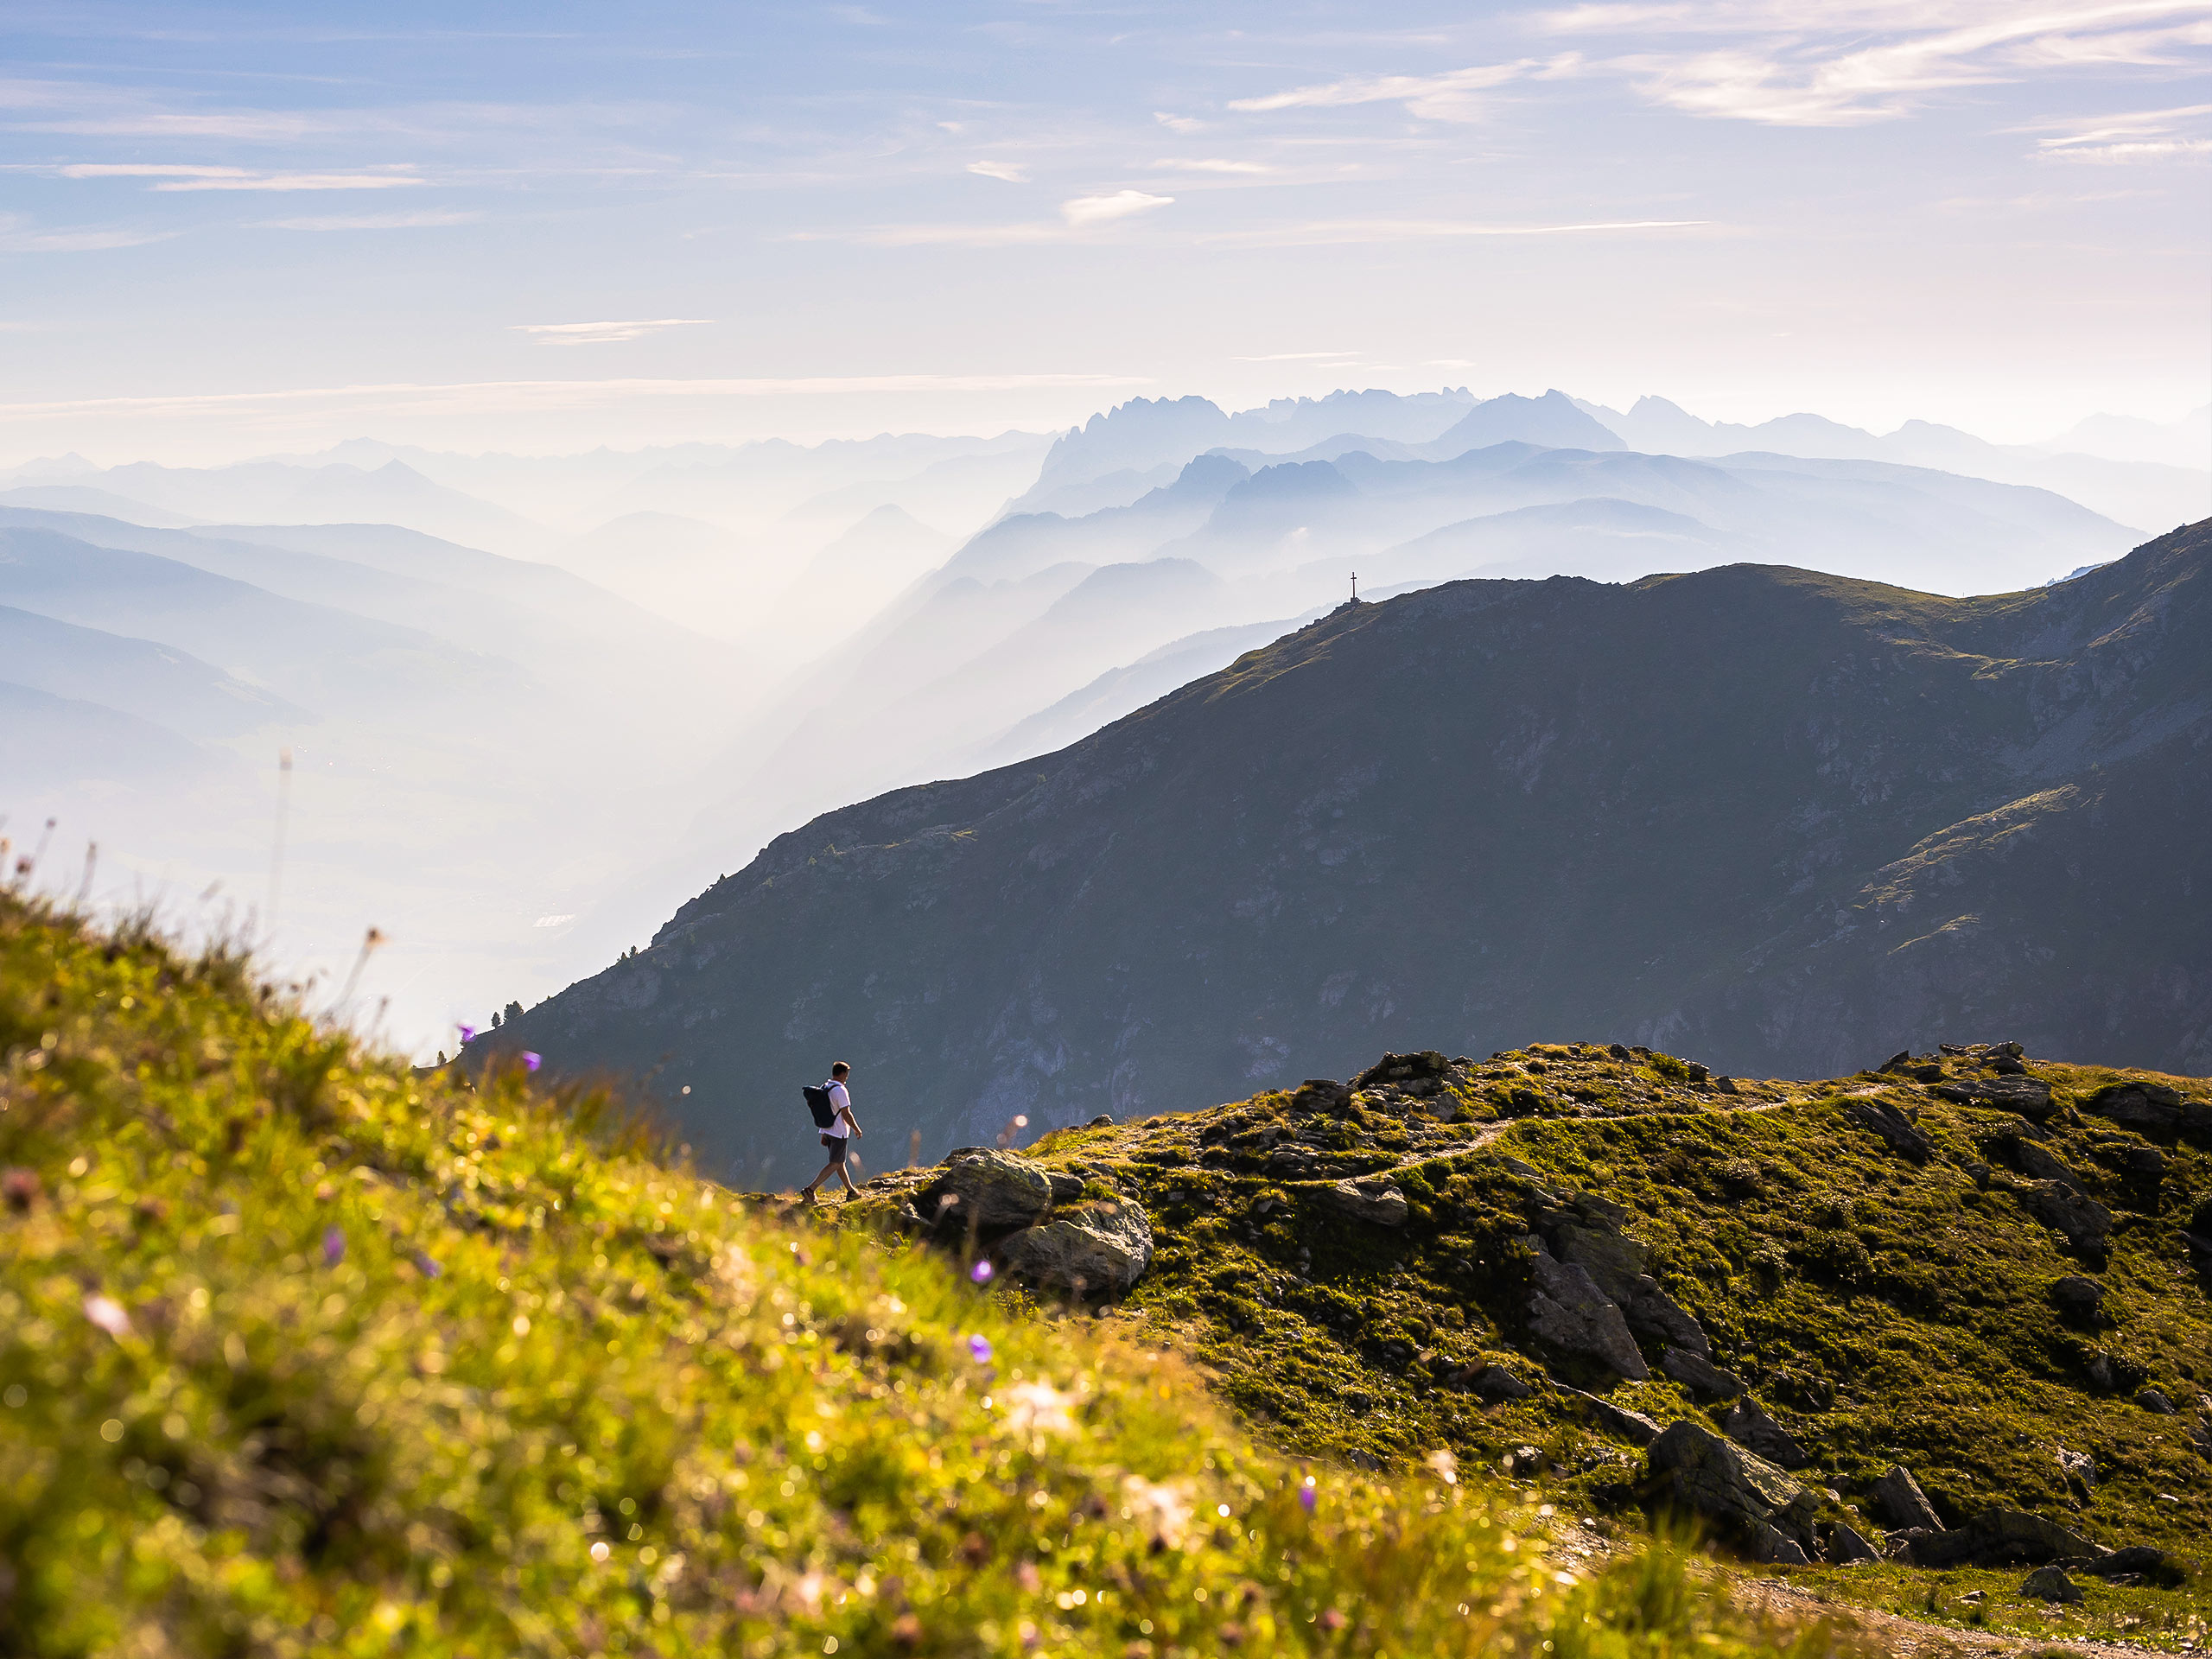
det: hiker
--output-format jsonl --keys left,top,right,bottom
{"left": 801, "top": 1061, "right": 861, "bottom": 1201}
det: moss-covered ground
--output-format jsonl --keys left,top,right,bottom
{"left": 0, "top": 893, "right": 1859, "bottom": 1658}
{"left": 836, "top": 1043, "right": 2212, "bottom": 1650}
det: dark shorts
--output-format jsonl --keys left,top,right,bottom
{"left": 821, "top": 1135, "right": 849, "bottom": 1155}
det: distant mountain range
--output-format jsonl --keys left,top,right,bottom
{"left": 491, "top": 520, "right": 2211, "bottom": 1177}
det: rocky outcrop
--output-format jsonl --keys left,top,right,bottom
{"left": 1561, "top": 1386, "right": 1661, "bottom": 1446}
{"left": 1869, "top": 1465, "right": 1944, "bottom": 1533}
{"left": 1821, "top": 1522, "right": 1879, "bottom": 1565}
{"left": 1527, "top": 1246, "right": 1649, "bottom": 1381}
{"left": 1316, "top": 1175, "right": 1408, "bottom": 1227}
{"left": 1537, "top": 1193, "right": 1711, "bottom": 1357}
{"left": 2050, "top": 1274, "right": 2105, "bottom": 1325}
{"left": 1662, "top": 1348, "right": 1745, "bottom": 1399}
{"left": 997, "top": 1198, "right": 1154, "bottom": 1296}
{"left": 1980, "top": 1131, "right": 2082, "bottom": 1188}
{"left": 1935, "top": 1074, "right": 2056, "bottom": 1122}
{"left": 1840, "top": 1097, "right": 1932, "bottom": 1160}
{"left": 2020, "top": 1565, "right": 2082, "bottom": 1603}
{"left": 1645, "top": 1421, "right": 1821, "bottom": 1564}
{"left": 2083, "top": 1080, "right": 2211, "bottom": 1138}
{"left": 1721, "top": 1397, "right": 1809, "bottom": 1470}
{"left": 2012, "top": 1179, "right": 2114, "bottom": 1261}
{"left": 1899, "top": 1508, "right": 2099, "bottom": 1569}
{"left": 918, "top": 1148, "right": 1054, "bottom": 1231}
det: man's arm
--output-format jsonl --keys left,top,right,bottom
{"left": 836, "top": 1084, "right": 861, "bottom": 1136}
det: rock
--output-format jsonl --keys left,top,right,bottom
{"left": 1936, "top": 1075, "right": 2057, "bottom": 1122}
{"left": 1980, "top": 1132, "right": 2082, "bottom": 1189}
{"left": 2013, "top": 1179, "right": 2113, "bottom": 1259}
{"left": 920, "top": 1148, "right": 1054, "bottom": 1231}
{"left": 1714, "top": 1076, "right": 1741, "bottom": 1096}
{"left": 1686, "top": 1062, "right": 1711, "bottom": 1084}
{"left": 1821, "top": 1522, "right": 1879, "bottom": 1565}
{"left": 1902, "top": 1509, "right": 2100, "bottom": 1569}
{"left": 1869, "top": 1465, "right": 1944, "bottom": 1533}
{"left": 1839, "top": 1097, "right": 1932, "bottom": 1160}
{"left": 1465, "top": 1364, "right": 1534, "bottom": 1402}
{"left": 1607, "top": 1043, "right": 1632, "bottom": 1061}
{"left": 1645, "top": 1420, "right": 1820, "bottom": 1561}
{"left": 1662, "top": 1348, "right": 1746, "bottom": 1399}
{"left": 1350, "top": 1052, "right": 1449, "bottom": 1090}
{"left": 1721, "top": 1397, "right": 1809, "bottom": 1470}
{"left": 1265, "top": 1146, "right": 1325, "bottom": 1179}
{"left": 995, "top": 1198, "right": 1154, "bottom": 1296}
{"left": 2188, "top": 1198, "right": 2212, "bottom": 1260}
{"left": 1317, "top": 1176, "right": 1408, "bottom": 1227}
{"left": 2136, "top": 1388, "right": 2175, "bottom": 1414}
{"left": 2083, "top": 1080, "right": 2212, "bottom": 1137}
{"left": 2019, "top": 1566, "right": 2083, "bottom": 1604}
{"left": 2050, "top": 1274, "right": 2104, "bottom": 1325}
{"left": 1540, "top": 1195, "right": 1713, "bottom": 1357}
{"left": 1526, "top": 1248, "right": 1649, "bottom": 1381}
{"left": 1290, "top": 1078, "right": 1351, "bottom": 1116}
{"left": 2081, "top": 1546, "right": 2167, "bottom": 1580}
{"left": 2055, "top": 1445, "right": 2096, "bottom": 1491}
{"left": 1748, "top": 1526, "right": 1809, "bottom": 1566}
{"left": 1045, "top": 1171, "right": 1084, "bottom": 1204}
{"left": 1880, "top": 1050, "right": 1914, "bottom": 1072}
{"left": 1561, "top": 1385, "right": 1660, "bottom": 1446}
{"left": 1086, "top": 1114, "right": 1115, "bottom": 1128}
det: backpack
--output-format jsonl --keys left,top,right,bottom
{"left": 801, "top": 1083, "right": 838, "bottom": 1128}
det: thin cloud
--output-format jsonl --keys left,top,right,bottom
{"left": 0, "top": 372, "right": 1156, "bottom": 420}
{"left": 0, "top": 213, "right": 171, "bottom": 252}
{"left": 1154, "top": 111, "right": 1206, "bottom": 133}
{"left": 27, "top": 161, "right": 426, "bottom": 191}
{"left": 1229, "top": 60, "right": 1552, "bottom": 121}
{"left": 1061, "top": 189, "right": 1172, "bottom": 226}
{"left": 2024, "top": 99, "right": 2212, "bottom": 161}
{"left": 1211, "top": 217, "right": 1711, "bottom": 247}
{"left": 967, "top": 160, "right": 1029, "bottom": 181}
{"left": 156, "top": 168, "right": 423, "bottom": 193}
{"left": 512, "top": 319, "right": 713, "bottom": 346}
{"left": 258, "top": 209, "right": 480, "bottom": 230}
{"left": 1151, "top": 158, "right": 1272, "bottom": 174}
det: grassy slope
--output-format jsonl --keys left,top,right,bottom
{"left": 0, "top": 894, "right": 1838, "bottom": 1659}
{"left": 840, "top": 1043, "right": 2212, "bottom": 1649}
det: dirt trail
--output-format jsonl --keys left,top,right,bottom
{"left": 1745, "top": 1575, "right": 2172, "bottom": 1658}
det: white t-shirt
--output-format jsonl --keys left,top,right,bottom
{"left": 823, "top": 1079, "right": 853, "bottom": 1138}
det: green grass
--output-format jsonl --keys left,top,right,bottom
{"left": 832, "top": 1043, "right": 2212, "bottom": 1649}
{"left": 0, "top": 893, "right": 1849, "bottom": 1658}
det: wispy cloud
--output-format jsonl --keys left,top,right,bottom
{"left": 1154, "top": 112, "right": 1206, "bottom": 134}
{"left": 1229, "top": 60, "right": 1560, "bottom": 121}
{"left": 967, "top": 159, "right": 1029, "bottom": 181}
{"left": 258, "top": 209, "right": 480, "bottom": 231}
{"left": 512, "top": 319, "right": 713, "bottom": 346}
{"left": 0, "top": 213, "right": 170, "bottom": 252}
{"left": 1061, "top": 188, "right": 1173, "bottom": 225}
{"left": 1548, "top": 0, "right": 2212, "bottom": 126}
{"left": 1211, "top": 217, "right": 1711, "bottom": 247}
{"left": 2021, "top": 100, "right": 2212, "bottom": 162}
{"left": 1151, "top": 157, "right": 1272, "bottom": 174}
{"left": 25, "top": 161, "right": 426, "bottom": 191}
{"left": 0, "top": 372, "right": 1155, "bottom": 420}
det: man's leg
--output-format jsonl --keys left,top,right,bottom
{"left": 836, "top": 1144, "right": 860, "bottom": 1195}
{"left": 800, "top": 1154, "right": 840, "bottom": 1199}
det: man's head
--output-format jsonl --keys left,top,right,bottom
{"left": 830, "top": 1061, "right": 849, "bottom": 1080}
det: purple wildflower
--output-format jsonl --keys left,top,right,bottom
{"left": 457, "top": 1023, "right": 477, "bottom": 1044}
{"left": 321, "top": 1226, "right": 346, "bottom": 1267}
{"left": 522, "top": 1051, "right": 542, "bottom": 1073}
{"left": 969, "top": 1259, "right": 995, "bottom": 1285}
{"left": 1300, "top": 1486, "right": 1317, "bottom": 1514}
{"left": 412, "top": 1251, "right": 443, "bottom": 1280}
{"left": 966, "top": 1333, "right": 993, "bottom": 1364}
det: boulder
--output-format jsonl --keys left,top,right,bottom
{"left": 1045, "top": 1170, "right": 1084, "bottom": 1204}
{"left": 1980, "top": 1132, "right": 2082, "bottom": 1189}
{"left": 2013, "top": 1179, "right": 2114, "bottom": 1259}
{"left": 2019, "top": 1566, "right": 2083, "bottom": 1604}
{"left": 1821, "top": 1522, "right": 1879, "bottom": 1565}
{"left": 919, "top": 1148, "right": 1054, "bottom": 1231}
{"left": 2055, "top": 1445, "right": 2096, "bottom": 1491}
{"left": 2082, "top": 1079, "right": 2210, "bottom": 1137}
{"left": 2081, "top": 1545, "right": 2167, "bottom": 1580}
{"left": 1645, "top": 1420, "right": 1820, "bottom": 1560}
{"left": 2049, "top": 1274, "right": 2104, "bottom": 1325}
{"left": 1721, "top": 1397, "right": 1809, "bottom": 1470}
{"left": 1561, "top": 1385, "right": 1660, "bottom": 1446}
{"left": 1317, "top": 1176, "right": 1408, "bottom": 1227}
{"left": 1839, "top": 1097, "right": 1932, "bottom": 1160}
{"left": 1290, "top": 1078, "right": 1351, "bottom": 1116}
{"left": 1869, "top": 1465, "right": 1943, "bottom": 1533}
{"left": 1901, "top": 1509, "right": 2099, "bottom": 1569}
{"left": 1662, "top": 1348, "right": 1746, "bottom": 1399}
{"left": 1936, "top": 1075, "right": 2056, "bottom": 1122}
{"left": 1541, "top": 1195, "right": 1713, "bottom": 1357}
{"left": 995, "top": 1198, "right": 1154, "bottom": 1295}
{"left": 1086, "top": 1114, "right": 1115, "bottom": 1128}
{"left": 1527, "top": 1248, "right": 1649, "bottom": 1381}
{"left": 2135, "top": 1388, "right": 2175, "bottom": 1414}
{"left": 1467, "top": 1364, "right": 1533, "bottom": 1402}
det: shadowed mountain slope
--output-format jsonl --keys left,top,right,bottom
{"left": 500, "top": 522, "right": 2211, "bottom": 1173}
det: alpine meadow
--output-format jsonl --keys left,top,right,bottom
{"left": 2, "top": 3, "right": 2209, "bottom": 1656}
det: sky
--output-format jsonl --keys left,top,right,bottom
{"left": 1, "top": 0, "right": 2208, "bottom": 463}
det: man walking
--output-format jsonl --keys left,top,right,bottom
{"left": 801, "top": 1061, "right": 861, "bottom": 1202}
